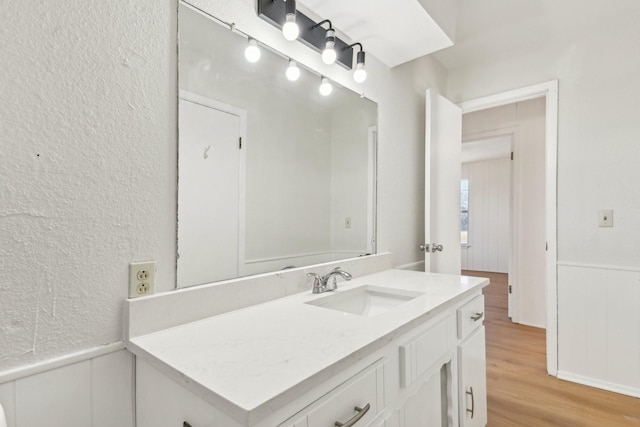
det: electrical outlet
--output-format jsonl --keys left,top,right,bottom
{"left": 129, "top": 261, "right": 155, "bottom": 298}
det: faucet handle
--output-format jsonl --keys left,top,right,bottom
{"left": 306, "top": 272, "right": 323, "bottom": 294}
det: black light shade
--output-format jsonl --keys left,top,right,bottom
{"left": 257, "top": 0, "right": 354, "bottom": 69}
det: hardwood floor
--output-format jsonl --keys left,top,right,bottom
{"left": 462, "top": 270, "right": 640, "bottom": 427}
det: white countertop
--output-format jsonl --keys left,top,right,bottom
{"left": 127, "top": 269, "right": 488, "bottom": 425}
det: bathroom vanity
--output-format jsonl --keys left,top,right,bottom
{"left": 126, "top": 268, "right": 488, "bottom": 427}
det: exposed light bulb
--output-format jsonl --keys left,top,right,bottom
{"left": 244, "top": 38, "right": 261, "bottom": 63}
{"left": 319, "top": 77, "right": 332, "bottom": 96}
{"left": 322, "top": 29, "right": 337, "bottom": 65}
{"left": 353, "top": 50, "right": 367, "bottom": 83}
{"left": 282, "top": 14, "right": 299, "bottom": 41}
{"left": 286, "top": 60, "right": 300, "bottom": 81}
{"left": 353, "top": 64, "right": 367, "bottom": 83}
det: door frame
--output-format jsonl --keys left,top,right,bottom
{"left": 458, "top": 80, "right": 559, "bottom": 376}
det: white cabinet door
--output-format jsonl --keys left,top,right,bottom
{"left": 458, "top": 327, "right": 487, "bottom": 427}
{"left": 398, "top": 370, "right": 445, "bottom": 427}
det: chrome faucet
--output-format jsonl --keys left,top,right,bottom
{"left": 323, "top": 267, "right": 352, "bottom": 291}
{"left": 307, "top": 267, "right": 352, "bottom": 294}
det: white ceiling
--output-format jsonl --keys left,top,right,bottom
{"left": 297, "top": 0, "right": 455, "bottom": 68}
{"left": 298, "top": 0, "right": 640, "bottom": 71}
{"left": 433, "top": 0, "right": 640, "bottom": 70}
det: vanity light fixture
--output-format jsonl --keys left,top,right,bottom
{"left": 312, "top": 20, "right": 337, "bottom": 65}
{"left": 281, "top": 0, "right": 299, "bottom": 41}
{"left": 319, "top": 77, "right": 332, "bottom": 96}
{"left": 244, "top": 38, "right": 261, "bottom": 63}
{"left": 286, "top": 59, "right": 301, "bottom": 81}
{"left": 347, "top": 43, "right": 367, "bottom": 83}
{"left": 257, "top": 0, "right": 355, "bottom": 69}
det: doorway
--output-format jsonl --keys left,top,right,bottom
{"left": 461, "top": 97, "right": 547, "bottom": 327}
{"left": 458, "top": 80, "right": 558, "bottom": 376}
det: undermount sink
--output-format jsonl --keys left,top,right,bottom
{"left": 306, "top": 285, "right": 424, "bottom": 317}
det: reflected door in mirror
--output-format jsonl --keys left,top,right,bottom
{"left": 178, "top": 97, "right": 241, "bottom": 286}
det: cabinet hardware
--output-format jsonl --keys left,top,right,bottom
{"left": 334, "top": 403, "right": 370, "bottom": 426}
{"left": 470, "top": 312, "right": 484, "bottom": 321}
{"left": 419, "top": 244, "right": 430, "bottom": 252}
{"left": 466, "top": 386, "right": 475, "bottom": 418}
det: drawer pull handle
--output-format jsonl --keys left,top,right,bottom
{"left": 334, "top": 403, "right": 370, "bottom": 427}
{"left": 466, "top": 386, "right": 475, "bottom": 419}
{"left": 470, "top": 312, "right": 484, "bottom": 321}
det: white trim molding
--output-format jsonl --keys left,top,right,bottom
{"left": 558, "top": 371, "right": 640, "bottom": 399}
{"left": 0, "top": 342, "right": 125, "bottom": 384}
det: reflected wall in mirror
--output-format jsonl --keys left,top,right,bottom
{"left": 177, "top": 3, "right": 378, "bottom": 288}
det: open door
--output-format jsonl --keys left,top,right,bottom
{"left": 423, "top": 90, "right": 462, "bottom": 274}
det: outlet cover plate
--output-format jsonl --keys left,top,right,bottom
{"left": 129, "top": 261, "right": 156, "bottom": 298}
{"left": 598, "top": 209, "right": 613, "bottom": 227}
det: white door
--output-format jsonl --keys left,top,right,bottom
{"left": 424, "top": 90, "right": 462, "bottom": 274}
{"left": 178, "top": 97, "right": 241, "bottom": 286}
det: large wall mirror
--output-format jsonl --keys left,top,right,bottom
{"left": 177, "top": 3, "right": 378, "bottom": 288}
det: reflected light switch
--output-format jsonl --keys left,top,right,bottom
{"left": 598, "top": 209, "right": 613, "bottom": 227}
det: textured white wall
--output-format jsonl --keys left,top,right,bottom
{"left": 0, "top": 1, "right": 177, "bottom": 371}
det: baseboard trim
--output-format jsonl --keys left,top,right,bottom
{"left": 396, "top": 260, "right": 425, "bottom": 271}
{"left": 557, "top": 370, "right": 640, "bottom": 399}
{"left": 0, "top": 341, "right": 126, "bottom": 384}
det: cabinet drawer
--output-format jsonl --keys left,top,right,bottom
{"left": 457, "top": 295, "right": 484, "bottom": 340}
{"left": 280, "top": 360, "right": 383, "bottom": 427}
{"left": 399, "top": 315, "right": 454, "bottom": 388}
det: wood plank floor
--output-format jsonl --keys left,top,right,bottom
{"left": 462, "top": 270, "right": 640, "bottom": 427}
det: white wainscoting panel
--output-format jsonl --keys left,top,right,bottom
{"left": 0, "top": 382, "right": 15, "bottom": 427}
{"left": 91, "top": 351, "right": 135, "bottom": 427}
{"left": 15, "top": 361, "right": 92, "bottom": 427}
{"left": 558, "top": 264, "right": 640, "bottom": 397}
{"left": 0, "top": 348, "right": 134, "bottom": 427}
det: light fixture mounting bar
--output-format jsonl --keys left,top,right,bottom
{"left": 257, "top": 0, "right": 354, "bottom": 69}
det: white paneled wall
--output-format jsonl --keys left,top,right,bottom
{"left": 558, "top": 264, "right": 640, "bottom": 397}
{"left": 461, "top": 158, "right": 510, "bottom": 273}
{"left": 0, "top": 350, "right": 134, "bottom": 427}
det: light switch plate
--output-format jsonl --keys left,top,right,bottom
{"left": 598, "top": 209, "right": 613, "bottom": 227}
